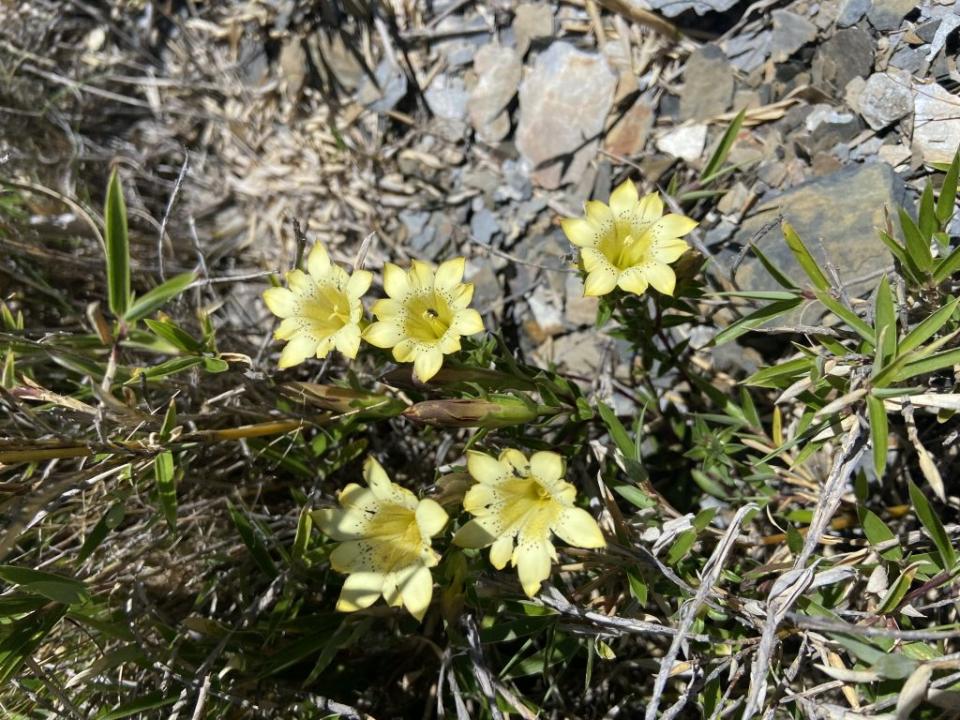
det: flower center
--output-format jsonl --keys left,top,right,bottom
{"left": 300, "top": 284, "right": 352, "bottom": 337}
{"left": 366, "top": 504, "right": 423, "bottom": 569}
{"left": 405, "top": 291, "right": 453, "bottom": 343}
{"left": 600, "top": 223, "right": 653, "bottom": 272}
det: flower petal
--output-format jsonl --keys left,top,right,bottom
{"left": 285, "top": 269, "right": 312, "bottom": 294}
{"left": 383, "top": 263, "right": 410, "bottom": 299}
{"left": 336, "top": 571, "right": 384, "bottom": 612}
{"left": 263, "top": 287, "right": 297, "bottom": 318}
{"left": 467, "top": 451, "right": 507, "bottom": 485}
{"left": 515, "top": 540, "right": 552, "bottom": 597}
{"left": 413, "top": 347, "right": 444, "bottom": 383}
{"left": 314, "top": 337, "right": 336, "bottom": 359}
{"left": 363, "top": 321, "right": 403, "bottom": 349}
{"left": 334, "top": 324, "right": 361, "bottom": 358}
{"left": 500, "top": 449, "right": 528, "bottom": 475}
{"left": 313, "top": 507, "right": 368, "bottom": 541}
{"left": 463, "top": 482, "right": 498, "bottom": 514}
{"left": 416, "top": 499, "right": 449, "bottom": 538}
{"left": 617, "top": 267, "right": 649, "bottom": 295}
{"left": 399, "top": 565, "right": 433, "bottom": 621}
{"left": 452, "top": 308, "right": 484, "bottom": 336}
{"left": 274, "top": 317, "right": 303, "bottom": 340}
{"left": 278, "top": 335, "right": 318, "bottom": 369}
{"left": 651, "top": 213, "right": 698, "bottom": 240}
{"left": 561, "top": 217, "right": 601, "bottom": 248}
{"left": 329, "top": 540, "right": 375, "bottom": 572}
{"left": 652, "top": 238, "right": 689, "bottom": 264}
{"left": 530, "top": 451, "right": 564, "bottom": 484}
{"left": 371, "top": 298, "right": 403, "bottom": 320}
{"left": 410, "top": 260, "right": 435, "bottom": 290}
{"left": 307, "top": 243, "right": 331, "bottom": 278}
{"left": 609, "top": 179, "right": 638, "bottom": 218}
{"left": 440, "top": 334, "right": 461, "bottom": 354}
{"left": 435, "top": 257, "right": 465, "bottom": 290}
{"left": 580, "top": 248, "right": 609, "bottom": 274}
{"left": 583, "top": 268, "right": 618, "bottom": 297}
{"left": 449, "top": 283, "right": 475, "bottom": 310}
{"left": 453, "top": 518, "right": 498, "bottom": 548}
{"left": 584, "top": 200, "right": 614, "bottom": 227}
{"left": 347, "top": 269, "right": 373, "bottom": 298}
{"left": 393, "top": 339, "right": 417, "bottom": 363}
{"left": 644, "top": 262, "right": 677, "bottom": 296}
{"left": 489, "top": 534, "right": 513, "bottom": 570}
{"left": 637, "top": 192, "right": 664, "bottom": 223}
{"left": 554, "top": 507, "right": 606, "bottom": 549}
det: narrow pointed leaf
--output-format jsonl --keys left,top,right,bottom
{"left": 124, "top": 272, "right": 196, "bottom": 323}
{"left": 104, "top": 168, "right": 130, "bottom": 317}
{"left": 935, "top": 151, "right": 960, "bottom": 225}
{"left": 866, "top": 394, "right": 888, "bottom": 478}
{"left": 907, "top": 479, "right": 956, "bottom": 571}
{"left": 782, "top": 222, "right": 830, "bottom": 291}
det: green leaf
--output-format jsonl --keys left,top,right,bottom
{"left": 202, "top": 356, "right": 229, "bottom": 373}
{"left": 866, "top": 394, "right": 888, "bottom": 479}
{"left": 812, "top": 290, "right": 875, "bottom": 345}
{"left": 936, "top": 151, "right": 959, "bottom": 225}
{"left": 159, "top": 398, "right": 177, "bottom": 443}
{"left": 125, "top": 356, "right": 205, "bottom": 383}
{"left": 95, "top": 692, "right": 178, "bottom": 720}
{"left": 908, "top": 479, "right": 956, "bottom": 570}
{"left": 701, "top": 108, "right": 745, "bottom": 183}
{"left": 891, "top": 346, "right": 960, "bottom": 382}
{"left": 782, "top": 222, "right": 830, "bottom": 291}
{"left": 104, "top": 168, "right": 131, "bottom": 317}
{"left": 745, "top": 356, "right": 813, "bottom": 388}
{"left": 143, "top": 318, "right": 205, "bottom": 354}
{"left": 878, "top": 230, "right": 919, "bottom": 282}
{"left": 0, "top": 606, "right": 67, "bottom": 684}
{"left": 873, "top": 276, "right": 897, "bottom": 366}
{"left": 919, "top": 182, "right": 937, "bottom": 240}
{"left": 123, "top": 272, "right": 196, "bottom": 323}
{"left": 598, "top": 403, "right": 637, "bottom": 463}
{"left": 876, "top": 564, "right": 920, "bottom": 614}
{"left": 749, "top": 242, "right": 798, "bottom": 290}
{"left": 713, "top": 298, "right": 802, "bottom": 346}
{"left": 0, "top": 566, "right": 88, "bottom": 605}
{"left": 933, "top": 245, "right": 960, "bottom": 283}
{"left": 154, "top": 451, "right": 177, "bottom": 531}
{"left": 78, "top": 502, "right": 125, "bottom": 563}
{"left": 899, "top": 209, "right": 933, "bottom": 272}
{"left": 228, "top": 502, "right": 278, "bottom": 577}
{"left": 899, "top": 297, "right": 959, "bottom": 355}
{"left": 859, "top": 507, "right": 902, "bottom": 561}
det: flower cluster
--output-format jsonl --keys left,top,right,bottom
{"left": 315, "top": 450, "right": 605, "bottom": 621}
{"left": 561, "top": 178, "right": 697, "bottom": 298}
{"left": 263, "top": 246, "right": 484, "bottom": 382}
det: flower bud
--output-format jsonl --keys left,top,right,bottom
{"left": 403, "top": 394, "right": 540, "bottom": 428}
{"left": 280, "top": 382, "right": 406, "bottom": 419}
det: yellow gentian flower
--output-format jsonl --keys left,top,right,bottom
{"left": 453, "top": 449, "right": 605, "bottom": 597}
{"left": 561, "top": 179, "right": 697, "bottom": 297}
{"left": 262, "top": 243, "right": 373, "bottom": 369}
{"left": 314, "top": 457, "right": 449, "bottom": 621}
{"left": 363, "top": 257, "right": 484, "bottom": 383}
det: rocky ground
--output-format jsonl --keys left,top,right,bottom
{"left": 5, "top": 0, "right": 956, "bottom": 379}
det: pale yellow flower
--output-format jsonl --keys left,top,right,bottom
{"left": 363, "top": 257, "right": 484, "bottom": 383}
{"left": 561, "top": 179, "right": 697, "bottom": 297}
{"left": 262, "top": 243, "right": 373, "bottom": 369}
{"left": 453, "top": 449, "right": 605, "bottom": 597}
{"left": 313, "top": 457, "right": 449, "bottom": 621}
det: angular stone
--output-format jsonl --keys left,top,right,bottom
{"left": 867, "top": 0, "right": 917, "bottom": 31}
{"left": 913, "top": 81, "right": 960, "bottom": 164}
{"left": 426, "top": 74, "right": 469, "bottom": 120}
{"left": 837, "top": 0, "right": 871, "bottom": 27}
{"left": 605, "top": 98, "right": 655, "bottom": 157}
{"left": 516, "top": 43, "right": 617, "bottom": 189}
{"left": 513, "top": 3, "right": 553, "bottom": 57}
{"left": 357, "top": 60, "right": 407, "bottom": 112}
{"left": 771, "top": 10, "right": 818, "bottom": 63}
{"left": 656, "top": 124, "right": 708, "bottom": 163}
{"left": 468, "top": 44, "right": 522, "bottom": 144}
{"left": 731, "top": 163, "right": 909, "bottom": 299}
{"left": 680, "top": 45, "right": 734, "bottom": 121}
{"left": 646, "top": 0, "right": 740, "bottom": 18}
{"left": 858, "top": 71, "right": 913, "bottom": 130}
{"left": 813, "top": 28, "right": 875, "bottom": 96}
{"left": 564, "top": 274, "right": 599, "bottom": 326}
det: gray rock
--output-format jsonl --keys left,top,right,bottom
{"left": 680, "top": 45, "right": 734, "bottom": 121}
{"left": 497, "top": 159, "right": 534, "bottom": 202}
{"left": 723, "top": 29, "right": 772, "bottom": 73}
{"left": 564, "top": 274, "right": 598, "bottom": 326}
{"left": 357, "top": 60, "right": 408, "bottom": 112}
{"left": 468, "top": 44, "right": 522, "bottom": 144}
{"left": 913, "top": 81, "right": 960, "bottom": 164}
{"left": 837, "top": 0, "right": 871, "bottom": 27}
{"left": 858, "top": 71, "right": 913, "bottom": 130}
{"left": 926, "top": 15, "right": 960, "bottom": 62}
{"left": 731, "top": 163, "right": 909, "bottom": 300}
{"left": 813, "top": 28, "right": 875, "bottom": 93}
{"left": 425, "top": 75, "right": 469, "bottom": 120}
{"left": 513, "top": 3, "right": 554, "bottom": 56}
{"left": 516, "top": 43, "right": 617, "bottom": 189}
{"left": 647, "top": 0, "right": 740, "bottom": 18}
{"left": 805, "top": 105, "right": 860, "bottom": 153}
{"left": 606, "top": 98, "right": 655, "bottom": 157}
{"left": 771, "top": 10, "right": 818, "bottom": 62}
{"left": 867, "top": 0, "right": 918, "bottom": 31}
{"left": 470, "top": 207, "right": 500, "bottom": 245}
{"left": 889, "top": 45, "right": 925, "bottom": 74}
{"left": 656, "top": 124, "right": 708, "bottom": 163}
{"left": 526, "top": 285, "right": 565, "bottom": 339}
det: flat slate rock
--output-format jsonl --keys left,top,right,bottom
{"left": 680, "top": 45, "right": 734, "bottom": 121}
{"left": 731, "top": 162, "right": 909, "bottom": 298}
